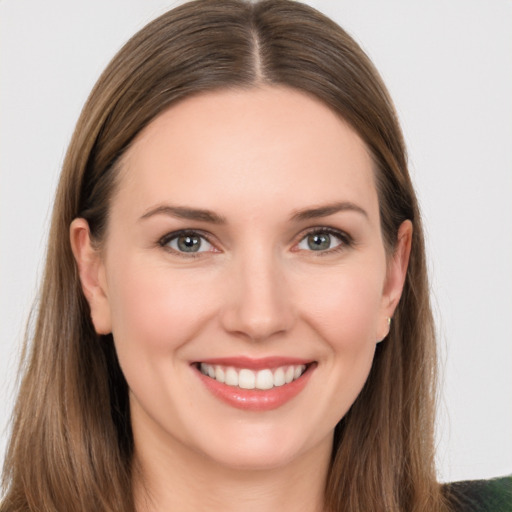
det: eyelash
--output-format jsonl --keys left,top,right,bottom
{"left": 296, "top": 227, "right": 353, "bottom": 256}
{"left": 158, "top": 229, "right": 216, "bottom": 258}
{"left": 157, "top": 227, "right": 353, "bottom": 257}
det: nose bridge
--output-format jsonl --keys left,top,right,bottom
{"left": 220, "top": 241, "right": 294, "bottom": 341}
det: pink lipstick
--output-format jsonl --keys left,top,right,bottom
{"left": 193, "top": 357, "right": 316, "bottom": 411}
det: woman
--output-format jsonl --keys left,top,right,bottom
{"left": 1, "top": 1, "right": 510, "bottom": 511}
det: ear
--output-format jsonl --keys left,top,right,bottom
{"left": 70, "top": 218, "right": 112, "bottom": 335}
{"left": 377, "top": 220, "right": 413, "bottom": 342}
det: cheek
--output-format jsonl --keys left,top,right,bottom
{"left": 106, "top": 258, "right": 217, "bottom": 355}
{"left": 298, "top": 265, "right": 385, "bottom": 348}
{"left": 289, "top": 265, "right": 384, "bottom": 433}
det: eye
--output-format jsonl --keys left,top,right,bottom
{"left": 296, "top": 229, "right": 349, "bottom": 253}
{"left": 159, "top": 231, "right": 216, "bottom": 255}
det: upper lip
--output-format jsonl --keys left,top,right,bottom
{"left": 192, "top": 356, "right": 314, "bottom": 370}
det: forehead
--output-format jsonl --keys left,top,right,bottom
{"left": 116, "top": 86, "right": 379, "bottom": 223}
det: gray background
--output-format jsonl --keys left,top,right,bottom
{"left": 1, "top": 0, "right": 511, "bottom": 482}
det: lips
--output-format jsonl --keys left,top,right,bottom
{"left": 193, "top": 357, "right": 316, "bottom": 411}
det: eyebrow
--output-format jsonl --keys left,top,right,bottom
{"left": 139, "top": 201, "right": 368, "bottom": 224}
{"left": 290, "top": 201, "right": 368, "bottom": 222}
{"left": 139, "top": 205, "right": 226, "bottom": 224}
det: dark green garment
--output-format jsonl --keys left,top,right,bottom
{"left": 443, "top": 476, "right": 512, "bottom": 511}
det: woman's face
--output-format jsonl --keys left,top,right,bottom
{"left": 73, "top": 86, "right": 410, "bottom": 471}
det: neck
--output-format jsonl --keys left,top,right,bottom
{"left": 133, "top": 427, "right": 331, "bottom": 512}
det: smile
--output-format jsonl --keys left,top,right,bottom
{"left": 199, "top": 363, "right": 307, "bottom": 390}
{"left": 193, "top": 358, "right": 316, "bottom": 411}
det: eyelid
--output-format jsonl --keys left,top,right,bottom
{"left": 293, "top": 226, "right": 353, "bottom": 253}
{"left": 158, "top": 229, "right": 220, "bottom": 256}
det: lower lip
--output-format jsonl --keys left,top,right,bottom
{"left": 194, "top": 365, "right": 315, "bottom": 411}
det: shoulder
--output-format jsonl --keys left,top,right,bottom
{"left": 442, "top": 475, "right": 512, "bottom": 512}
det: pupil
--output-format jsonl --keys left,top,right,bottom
{"left": 178, "top": 235, "right": 201, "bottom": 252}
{"left": 308, "top": 233, "right": 330, "bottom": 251}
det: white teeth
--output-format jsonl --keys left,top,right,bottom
{"left": 239, "top": 369, "right": 255, "bottom": 389}
{"left": 294, "top": 366, "right": 303, "bottom": 380}
{"left": 256, "top": 369, "right": 274, "bottom": 390}
{"left": 215, "top": 366, "right": 225, "bottom": 383}
{"left": 225, "top": 367, "right": 238, "bottom": 386}
{"left": 199, "top": 363, "right": 308, "bottom": 389}
{"left": 273, "top": 367, "right": 285, "bottom": 387}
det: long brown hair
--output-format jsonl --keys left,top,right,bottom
{"left": 1, "top": 1, "right": 448, "bottom": 510}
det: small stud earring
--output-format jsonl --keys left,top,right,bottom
{"left": 377, "top": 317, "right": 392, "bottom": 344}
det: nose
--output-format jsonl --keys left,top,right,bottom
{"left": 219, "top": 249, "right": 295, "bottom": 342}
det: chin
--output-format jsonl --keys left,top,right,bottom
{"left": 192, "top": 421, "right": 330, "bottom": 472}
{"left": 204, "top": 443, "right": 306, "bottom": 472}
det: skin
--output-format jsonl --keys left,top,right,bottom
{"left": 71, "top": 86, "right": 412, "bottom": 512}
